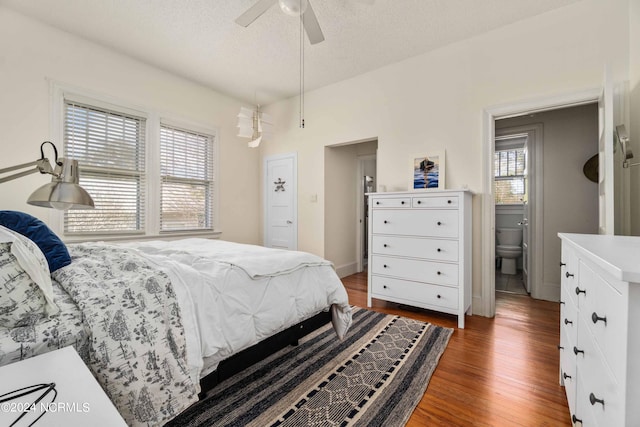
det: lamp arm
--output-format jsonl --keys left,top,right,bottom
{"left": 0, "top": 158, "right": 57, "bottom": 184}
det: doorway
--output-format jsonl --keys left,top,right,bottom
{"left": 324, "top": 139, "right": 377, "bottom": 278}
{"left": 491, "top": 104, "right": 599, "bottom": 304}
{"left": 493, "top": 126, "right": 540, "bottom": 296}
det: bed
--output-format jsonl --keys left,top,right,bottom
{"left": 0, "top": 213, "right": 352, "bottom": 427}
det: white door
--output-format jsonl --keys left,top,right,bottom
{"left": 522, "top": 136, "right": 531, "bottom": 293}
{"left": 264, "top": 153, "right": 297, "bottom": 249}
{"left": 598, "top": 67, "right": 614, "bottom": 235}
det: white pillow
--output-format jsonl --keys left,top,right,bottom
{"left": 0, "top": 225, "right": 59, "bottom": 316}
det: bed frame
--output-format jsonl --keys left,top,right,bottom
{"left": 198, "top": 310, "right": 332, "bottom": 397}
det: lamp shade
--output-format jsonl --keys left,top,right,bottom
{"left": 237, "top": 106, "right": 274, "bottom": 148}
{"left": 27, "top": 159, "right": 94, "bottom": 210}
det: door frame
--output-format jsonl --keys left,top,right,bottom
{"left": 355, "top": 154, "right": 377, "bottom": 273}
{"left": 263, "top": 152, "right": 298, "bottom": 250}
{"left": 481, "top": 88, "right": 600, "bottom": 317}
{"left": 494, "top": 124, "right": 543, "bottom": 298}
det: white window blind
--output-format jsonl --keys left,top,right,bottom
{"left": 63, "top": 101, "right": 146, "bottom": 234}
{"left": 160, "top": 125, "right": 214, "bottom": 232}
{"left": 494, "top": 145, "right": 526, "bottom": 204}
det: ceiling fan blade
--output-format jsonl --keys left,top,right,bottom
{"left": 302, "top": 2, "right": 325, "bottom": 44}
{"left": 235, "top": 0, "right": 278, "bottom": 27}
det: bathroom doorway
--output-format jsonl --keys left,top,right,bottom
{"left": 493, "top": 104, "right": 599, "bottom": 302}
{"left": 493, "top": 126, "right": 540, "bottom": 296}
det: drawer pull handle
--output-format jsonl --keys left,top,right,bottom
{"left": 575, "top": 287, "right": 586, "bottom": 296}
{"left": 437, "top": 221, "right": 442, "bottom": 226}
{"left": 437, "top": 271, "right": 442, "bottom": 275}
{"left": 376, "top": 201, "right": 380, "bottom": 205}
{"left": 557, "top": 345, "right": 564, "bottom": 350}
{"left": 591, "top": 312, "right": 607, "bottom": 325}
{"left": 401, "top": 201, "right": 405, "bottom": 205}
{"left": 384, "top": 220, "right": 388, "bottom": 224}
{"left": 383, "top": 264, "right": 388, "bottom": 268}
{"left": 383, "top": 244, "right": 388, "bottom": 248}
{"left": 564, "top": 318, "right": 573, "bottom": 325}
{"left": 437, "top": 294, "right": 441, "bottom": 299}
{"left": 560, "top": 301, "right": 565, "bottom": 305}
{"left": 437, "top": 248, "right": 442, "bottom": 252}
{"left": 560, "top": 262, "right": 566, "bottom": 267}
{"left": 589, "top": 393, "right": 605, "bottom": 407}
{"left": 417, "top": 200, "right": 422, "bottom": 204}
{"left": 383, "top": 285, "right": 387, "bottom": 289}
{"left": 447, "top": 199, "right": 452, "bottom": 204}
{"left": 572, "top": 415, "right": 582, "bottom": 424}
{"left": 573, "top": 346, "right": 584, "bottom": 356}
{"left": 565, "top": 272, "right": 574, "bottom": 278}
{"left": 563, "top": 372, "right": 572, "bottom": 380}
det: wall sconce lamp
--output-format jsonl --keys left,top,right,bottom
{"left": 0, "top": 141, "right": 94, "bottom": 210}
{"left": 616, "top": 125, "right": 638, "bottom": 169}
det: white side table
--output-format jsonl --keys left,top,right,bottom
{"left": 0, "top": 346, "right": 127, "bottom": 426}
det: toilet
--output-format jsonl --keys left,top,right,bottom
{"left": 496, "top": 228, "right": 523, "bottom": 275}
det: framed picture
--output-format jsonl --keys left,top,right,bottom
{"left": 412, "top": 151, "right": 445, "bottom": 190}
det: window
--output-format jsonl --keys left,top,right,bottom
{"left": 58, "top": 89, "right": 218, "bottom": 238}
{"left": 63, "top": 101, "right": 146, "bottom": 234}
{"left": 494, "top": 142, "right": 527, "bottom": 205}
{"left": 160, "top": 125, "right": 214, "bottom": 232}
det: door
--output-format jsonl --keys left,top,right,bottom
{"left": 522, "top": 136, "right": 531, "bottom": 293}
{"left": 598, "top": 67, "right": 614, "bottom": 235}
{"left": 264, "top": 153, "right": 297, "bottom": 249}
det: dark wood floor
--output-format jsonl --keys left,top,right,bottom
{"left": 341, "top": 271, "right": 571, "bottom": 426}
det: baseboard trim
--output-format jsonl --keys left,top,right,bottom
{"left": 335, "top": 262, "right": 358, "bottom": 279}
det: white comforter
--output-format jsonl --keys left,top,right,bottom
{"left": 122, "top": 239, "right": 352, "bottom": 384}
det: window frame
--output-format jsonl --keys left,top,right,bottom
{"left": 50, "top": 84, "right": 220, "bottom": 242}
{"left": 158, "top": 120, "right": 216, "bottom": 233}
{"left": 493, "top": 139, "right": 527, "bottom": 205}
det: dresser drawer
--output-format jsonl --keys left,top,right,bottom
{"left": 575, "top": 315, "right": 623, "bottom": 427}
{"left": 370, "top": 276, "right": 458, "bottom": 310}
{"left": 560, "top": 325, "right": 577, "bottom": 416}
{"left": 372, "top": 209, "right": 459, "bottom": 238}
{"left": 560, "top": 284, "right": 578, "bottom": 349}
{"left": 371, "top": 255, "right": 458, "bottom": 286}
{"left": 371, "top": 235, "right": 458, "bottom": 262}
{"left": 578, "top": 261, "right": 626, "bottom": 384}
{"left": 371, "top": 197, "right": 411, "bottom": 208}
{"left": 560, "top": 243, "right": 580, "bottom": 308}
{"left": 412, "top": 195, "right": 459, "bottom": 208}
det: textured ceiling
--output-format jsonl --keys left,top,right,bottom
{"left": 1, "top": 0, "right": 581, "bottom": 105}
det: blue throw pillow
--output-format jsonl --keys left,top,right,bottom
{"left": 0, "top": 211, "right": 71, "bottom": 272}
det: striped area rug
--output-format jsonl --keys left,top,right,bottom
{"left": 168, "top": 307, "right": 453, "bottom": 427}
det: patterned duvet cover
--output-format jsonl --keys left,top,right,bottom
{"left": 0, "top": 239, "right": 352, "bottom": 426}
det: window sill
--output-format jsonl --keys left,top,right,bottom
{"left": 63, "top": 230, "right": 222, "bottom": 244}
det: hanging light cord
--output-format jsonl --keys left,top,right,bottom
{"left": 299, "top": 1, "right": 305, "bottom": 129}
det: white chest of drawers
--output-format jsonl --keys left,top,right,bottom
{"left": 367, "top": 190, "right": 472, "bottom": 328}
{"left": 558, "top": 233, "right": 640, "bottom": 427}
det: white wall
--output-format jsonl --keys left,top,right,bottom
{"left": 261, "top": 0, "right": 631, "bottom": 315}
{"left": 496, "top": 104, "right": 599, "bottom": 300}
{"left": 0, "top": 8, "right": 260, "bottom": 244}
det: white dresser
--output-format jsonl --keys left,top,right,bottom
{"left": 558, "top": 233, "right": 640, "bottom": 426}
{"left": 367, "top": 190, "right": 472, "bottom": 328}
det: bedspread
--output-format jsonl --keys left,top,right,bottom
{"left": 52, "top": 243, "right": 198, "bottom": 427}
{"left": 124, "top": 238, "right": 353, "bottom": 375}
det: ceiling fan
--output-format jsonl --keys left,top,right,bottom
{"left": 236, "top": 0, "right": 325, "bottom": 45}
